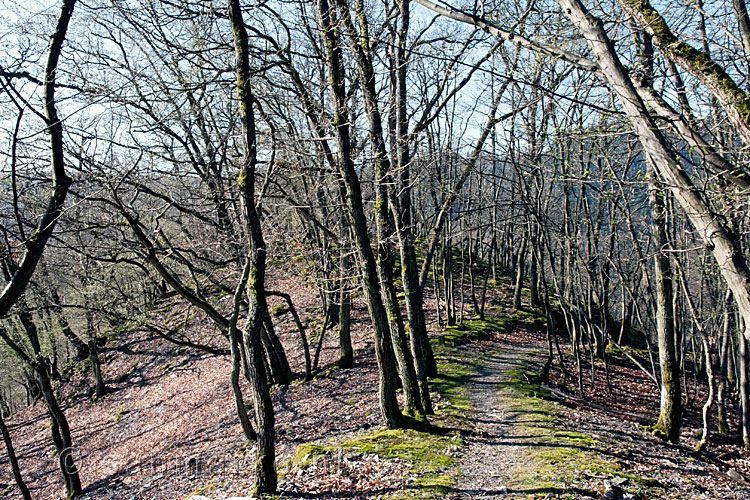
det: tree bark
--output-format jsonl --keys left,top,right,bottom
{"left": 336, "top": 238, "right": 354, "bottom": 369}
{"left": 228, "top": 0, "right": 277, "bottom": 491}
{"left": 555, "top": 0, "right": 750, "bottom": 407}
{"left": 316, "top": 0, "right": 403, "bottom": 429}
{"left": 648, "top": 177, "right": 681, "bottom": 443}
{"left": 261, "top": 313, "right": 293, "bottom": 385}
{"left": 0, "top": 404, "right": 32, "bottom": 500}
{"left": 620, "top": 0, "right": 750, "bottom": 144}
{"left": 0, "top": 0, "right": 76, "bottom": 318}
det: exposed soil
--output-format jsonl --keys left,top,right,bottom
{"left": 451, "top": 341, "right": 540, "bottom": 499}
{"left": 449, "top": 320, "right": 750, "bottom": 499}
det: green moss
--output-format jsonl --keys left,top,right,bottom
{"left": 285, "top": 427, "right": 461, "bottom": 499}
{"left": 185, "top": 482, "right": 218, "bottom": 499}
{"left": 292, "top": 443, "right": 333, "bottom": 468}
{"left": 271, "top": 304, "right": 289, "bottom": 316}
{"left": 237, "top": 168, "right": 248, "bottom": 189}
{"left": 344, "top": 428, "right": 458, "bottom": 467}
{"left": 495, "top": 351, "right": 668, "bottom": 499}
{"left": 343, "top": 428, "right": 461, "bottom": 498}
{"left": 626, "top": 0, "right": 750, "bottom": 125}
{"left": 510, "top": 308, "right": 547, "bottom": 329}
{"left": 374, "top": 197, "right": 386, "bottom": 215}
{"left": 114, "top": 406, "right": 128, "bottom": 423}
{"left": 441, "top": 316, "right": 510, "bottom": 345}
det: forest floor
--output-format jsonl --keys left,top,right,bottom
{"left": 1, "top": 272, "right": 749, "bottom": 499}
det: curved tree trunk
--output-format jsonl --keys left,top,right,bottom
{"left": 0, "top": 0, "right": 76, "bottom": 317}
{"left": 228, "top": 0, "right": 277, "bottom": 492}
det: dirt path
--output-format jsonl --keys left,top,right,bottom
{"left": 449, "top": 337, "right": 750, "bottom": 500}
{"left": 451, "top": 342, "right": 540, "bottom": 499}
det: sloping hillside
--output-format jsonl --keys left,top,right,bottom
{"left": 2, "top": 273, "right": 749, "bottom": 499}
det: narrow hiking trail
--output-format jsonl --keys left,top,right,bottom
{"left": 448, "top": 333, "right": 750, "bottom": 500}
{"left": 452, "top": 342, "right": 538, "bottom": 499}
{"left": 450, "top": 339, "right": 614, "bottom": 500}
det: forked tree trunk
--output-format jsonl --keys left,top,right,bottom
{"left": 16, "top": 308, "right": 81, "bottom": 498}
{"left": 228, "top": 0, "right": 277, "bottom": 492}
{"left": 316, "top": 0, "right": 403, "bottom": 429}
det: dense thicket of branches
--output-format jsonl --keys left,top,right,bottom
{"left": 1, "top": 0, "right": 750, "bottom": 496}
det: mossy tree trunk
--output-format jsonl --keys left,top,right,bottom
{"left": 332, "top": 0, "right": 424, "bottom": 416}
{"left": 649, "top": 176, "right": 682, "bottom": 443}
{"left": 42, "top": 265, "right": 88, "bottom": 361}
{"left": 391, "top": 0, "right": 437, "bottom": 382}
{"left": 513, "top": 235, "right": 527, "bottom": 310}
{"left": 2, "top": 305, "right": 83, "bottom": 499}
{"left": 316, "top": 0, "right": 403, "bottom": 429}
{"left": 0, "top": 0, "right": 75, "bottom": 318}
{"left": 734, "top": 0, "right": 750, "bottom": 71}
{"left": 336, "top": 231, "right": 354, "bottom": 369}
{"left": 267, "top": 290, "right": 313, "bottom": 379}
{"left": 37, "top": 362, "right": 82, "bottom": 499}
{"left": 85, "top": 307, "right": 107, "bottom": 399}
{"left": 229, "top": 261, "right": 257, "bottom": 444}
{"left": 620, "top": 0, "right": 750, "bottom": 144}
{"left": 555, "top": 0, "right": 750, "bottom": 443}
{"left": 228, "top": 0, "right": 277, "bottom": 492}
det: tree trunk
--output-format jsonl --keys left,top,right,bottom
{"left": 261, "top": 314, "right": 293, "bottom": 385}
{"left": 16, "top": 308, "right": 81, "bottom": 498}
{"left": 0, "top": 0, "right": 76, "bottom": 317}
{"left": 718, "top": 290, "right": 732, "bottom": 434}
{"left": 336, "top": 215, "right": 354, "bottom": 370}
{"left": 649, "top": 178, "right": 682, "bottom": 443}
{"left": 267, "top": 290, "right": 313, "bottom": 379}
{"left": 38, "top": 364, "right": 82, "bottom": 499}
{"left": 89, "top": 339, "right": 106, "bottom": 399}
{"left": 556, "top": 0, "right": 750, "bottom": 442}
{"left": 738, "top": 323, "right": 750, "bottom": 448}
{"left": 0, "top": 405, "right": 32, "bottom": 500}
{"left": 338, "top": 285, "right": 353, "bottom": 369}
{"left": 316, "top": 0, "right": 402, "bottom": 429}
{"left": 513, "top": 235, "right": 527, "bottom": 310}
{"left": 228, "top": 0, "right": 277, "bottom": 491}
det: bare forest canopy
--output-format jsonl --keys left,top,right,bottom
{"left": 1, "top": 0, "right": 750, "bottom": 498}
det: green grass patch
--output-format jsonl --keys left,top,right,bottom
{"left": 498, "top": 362, "right": 666, "bottom": 499}
{"left": 271, "top": 304, "right": 289, "bottom": 317}
{"left": 282, "top": 322, "right": 484, "bottom": 499}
